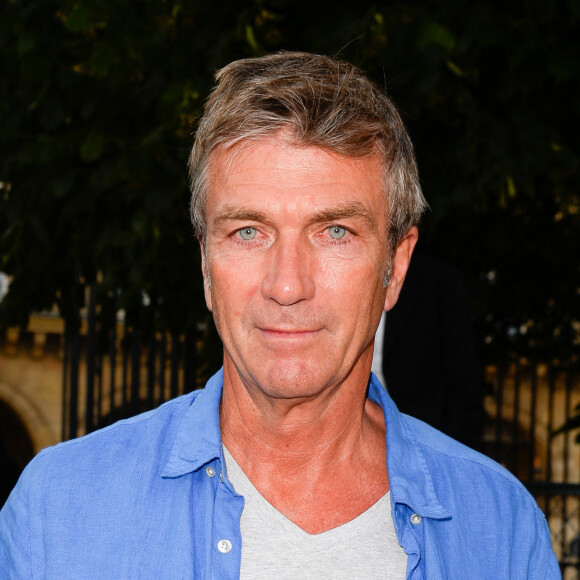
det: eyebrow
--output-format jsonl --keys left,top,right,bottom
{"left": 310, "top": 201, "right": 377, "bottom": 230}
{"left": 212, "top": 205, "right": 269, "bottom": 228}
{"left": 211, "top": 200, "right": 378, "bottom": 230}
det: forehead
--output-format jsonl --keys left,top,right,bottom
{"left": 206, "top": 134, "right": 386, "bottom": 218}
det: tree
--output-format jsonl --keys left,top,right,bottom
{"left": 1, "top": 0, "right": 579, "bottom": 367}
{"left": 0, "top": 0, "right": 255, "bottom": 338}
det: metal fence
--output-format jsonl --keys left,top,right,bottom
{"left": 483, "top": 360, "right": 580, "bottom": 579}
{"left": 61, "top": 285, "right": 207, "bottom": 440}
{"left": 62, "top": 291, "right": 580, "bottom": 577}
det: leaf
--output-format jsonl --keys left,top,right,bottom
{"left": 16, "top": 34, "right": 35, "bottom": 56}
{"left": 52, "top": 174, "right": 75, "bottom": 198}
{"left": 80, "top": 133, "right": 104, "bottom": 162}
{"left": 418, "top": 21, "right": 455, "bottom": 52}
{"left": 245, "top": 24, "right": 259, "bottom": 52}
{"left": 62, "top": 3, "right": 93, "bottom": 33}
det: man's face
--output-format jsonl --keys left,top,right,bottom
{"left": 203, "top": 131, "right": 415, "bottom": 402}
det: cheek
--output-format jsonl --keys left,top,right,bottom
{"left": 317, "top": 255, "right": 379, "bottom": 295}
{"left": 320, "top": 257, "right": 385, "bottom": 323}
{"left": 315, "top": 253, "right": 359, "bottom": 290}
{"left": 209, "top": 260, "right": 261, "bottom": 315}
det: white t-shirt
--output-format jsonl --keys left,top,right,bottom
{"left": 223, "top": 446, "right": 408, "bottom": 579}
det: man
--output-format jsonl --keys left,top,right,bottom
{"left": 0, "top": 52, "right": 559, "bottom": 578}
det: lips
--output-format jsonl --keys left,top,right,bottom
{"left": 258, "top": 327, "right": 320, "bottom": 337}
{"left": 257, "top": 325, "right": 323, "bottom": 345}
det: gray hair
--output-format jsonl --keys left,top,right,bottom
{"left": 189, "top": 51, "right": 427, "bottom": 251}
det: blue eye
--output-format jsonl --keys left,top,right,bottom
{"left": 238, "top": 227, "right": 257, "bottom": 240}
{"left": 328, "top": 226, "right": 347, "bottom": 240}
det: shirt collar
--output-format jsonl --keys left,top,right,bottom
{"left": 163, "top": 369, "right": 450, "bottom": 520}
{"left": 162, "top": 369, "right": 225, "bottom": 478}
{"left": 368, "top": 373, "right": 450, "bottom": 520}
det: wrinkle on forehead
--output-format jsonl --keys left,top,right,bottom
{"left": 206, "top": 130, "right": 387, "bottom": 243}
{"left": 208, "top": 129, "right": 382, "bottom": 192}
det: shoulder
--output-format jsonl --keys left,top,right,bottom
{"left": 396, "top": 412, "right": 548, "bottom": 529}
{"left": 25, "top": 390, "right": 201, "bottom": 488}
{"left": 397, "top": 415, "right": 559, "bottom": 579}
{"left": 403, "top": 413, "right": 530, "bottom": 496}
{"left": 0, "top": 389, "right": 207, "bottom": 576}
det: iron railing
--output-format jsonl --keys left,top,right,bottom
{"left": 61, "top": 285, "right": 206, "bottom": 439}
{"left": 484, "top": 360, "right": 580, "bottom": 578}
{"left": 62, "top": 286, "right": 580, "bottom": 576}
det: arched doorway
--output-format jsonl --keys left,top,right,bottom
{"left": 0, "top": 400, "right": 35, "bottom": 508}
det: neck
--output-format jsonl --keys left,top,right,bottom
{"left": 220, "top": 355, "right": 377, "bottom": 466}
{"left": 219, "top": 356, "right": 389, "bottom": 534}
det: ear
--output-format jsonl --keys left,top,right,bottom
{"left": 384, "top": 226, "right": 418, "bottom": 311}
{"left": 199, "top": 239, "right": 213, "bottom": 312}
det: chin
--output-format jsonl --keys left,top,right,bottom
{"left": 259, "top": 360, "right": 335, "bottom": 400}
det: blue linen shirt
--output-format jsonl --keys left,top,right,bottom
{"left": 0, "top": 370, "right": 560, "bottom": 579}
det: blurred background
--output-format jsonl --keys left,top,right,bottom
{"left": 1, "top": 0, "right": 579, "bottom": 575}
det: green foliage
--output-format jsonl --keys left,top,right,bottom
{"left": 1, "top": 0, "right": 579, "bottom": 365}
{"left": 0, "top": 0, "right": 254, "bottom": 336}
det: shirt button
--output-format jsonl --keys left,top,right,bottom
{"left": 217, "top": 539, "right": 232, "bottom": 553}
{"left": 205, "top": 466, "right": 215, "bottom": 478}
{"left": 410, "top": 513, "right": 422, "bottom": 525}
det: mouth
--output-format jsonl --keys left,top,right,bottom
{"left": 258, "top": 327, "right": 321, "bottom": 339}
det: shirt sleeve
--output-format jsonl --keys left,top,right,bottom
{"left": 0, "top": 460, "right": 40, "bottom": 578}
{"left": 531, "top": 508, "right": 562, "bottom": 580}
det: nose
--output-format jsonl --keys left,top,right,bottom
{"left": 261, "top": 235, "right": 315, "bottom": 305}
